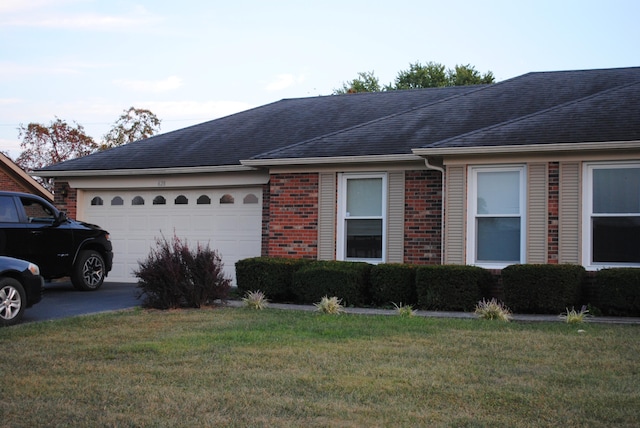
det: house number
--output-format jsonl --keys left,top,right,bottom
{"left": 158, "top": 180, "right": 166, "bottom": 187}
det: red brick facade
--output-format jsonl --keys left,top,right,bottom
{"left": 265, "top": 173, "right": 319, "bottom": 259}
{"left": 404, "top": 170, "right": 442, "bottom": 264}
{"left": 263, "top": 170, "right": 444, "bottom": 265}
{"left": 52, "top": 181, "right": 77, "bottom": 219}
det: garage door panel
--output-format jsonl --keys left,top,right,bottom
{"left": 82, "top": 188, "right": 262, "bottom": 284}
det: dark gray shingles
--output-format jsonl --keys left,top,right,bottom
{"left": 253, "top": 67, "right": 640, "bottom": 159}
{"left": 40, "top": 86, "right": 476, "bottom": 171}
{"left": 424, "top": 81, "right": 640, "bottom": 149}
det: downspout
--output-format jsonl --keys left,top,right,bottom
{"left": 424, "top": 158, "right": 445, "bottom": 264}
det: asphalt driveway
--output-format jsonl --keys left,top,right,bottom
{"left": 21, "top": 281, "right": 140, "bottom": 323}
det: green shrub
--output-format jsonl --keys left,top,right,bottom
{"left": 370, "top": 263, "right": 417, "bottom": 306}
{"left": 415, "top": 265, "right": 492, "bottom": 311}
{"left": 292, "top": 261, "right": 372, "bottom": 306}
{"left": 502, "top": 264, "right": 585, "bottom": 314}
{"left": 134, "top": 235, "right": 231, "bottom": 309}
{"left": 591, "top": 268, "right": 640, "bottom": 316}
{"left": 235, "top": 257, "right": 311, "bottom": 302}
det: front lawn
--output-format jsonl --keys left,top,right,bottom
{"left": 2, "top": 307, "right": 638, "bottom": 427}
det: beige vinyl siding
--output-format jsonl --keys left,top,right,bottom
{"left": 527, "top": 163, "right": 548, "bottom": 263}
{"left": 386, "top": 171, "right": 405, "bottom": 263}
{"left": 444, "top": 165, "right": 466, "bottom": 264}
{"left": 559, "top": 162, "right": 581, "bottom": 263}
{"left": 317, "top": 172, "right": 336, "bottom": 260}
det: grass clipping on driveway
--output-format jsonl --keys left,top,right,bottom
{"left": 2, "top": 308, "right": 639, "bottom": 427}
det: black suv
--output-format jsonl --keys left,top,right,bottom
{"left": 0, "top": 191, "right": 113, "bottom": 290}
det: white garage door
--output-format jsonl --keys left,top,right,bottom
{"left": 82, "top": 188, "right": 263, "bottom": 284}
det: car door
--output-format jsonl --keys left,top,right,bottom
{"left": 18, "top": 196, "right": 75, "bottom": 279}
{"left": 0, "top": 195, "right": 27, "bottom": 259}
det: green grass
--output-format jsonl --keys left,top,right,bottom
{"left": 2, "top": 307, "right": 639, "bottom": 427}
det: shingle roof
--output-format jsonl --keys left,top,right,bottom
{"left": 40, "top": 85, "right": 477, "bottom": 171}
{"left": 253, "top": 67, "right": 640, "bottom": 160}
{"left": 40, "top": 66, "right": 640, "bottom": 173}
{"left": 423, "top": 81, "right": 640, "bottom": 149}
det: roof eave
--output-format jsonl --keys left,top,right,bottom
{"left": 412, "top": 141, "right": 640, "bottom": 157}
{"left": 241, "top": 153, "right": 422, "bottom": 167}
{"left": 35, "top": 164, "right": 258, "bottom": 178}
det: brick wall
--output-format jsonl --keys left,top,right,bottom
{"left": 52, "top": 181, "right": 77, "bottom": 219}
{"left": 404, "top": 170, "right": 442, "bottom": 264}
{"left": 0, "top": 168, "right": 36, "bottom": 193}
{"left": 266, "top": 173, "right": 319, "bottom": 258}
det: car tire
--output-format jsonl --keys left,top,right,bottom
{"left": 0, "top": 277, "right": 26, "bottom": 326}
{"left": 71, "top": 250, "right": 105, "bottom": 291}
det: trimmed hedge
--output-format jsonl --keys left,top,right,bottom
{"left": 502, "top": 264, "right": 585, "bottom": 314}
{"left": 415, "top": 265, "right": 492, "bottom": 311}
{"left": 235, "top": 257, "right": 311, "bottom": 302}
{"left": 292, "top": 260, "right": 372, "bottom": 306}
{"left": 590, "top": 268, "right": 640, "bottom": 316}
{"left": 370, "top": 263, "right": 417, "bottom": 306}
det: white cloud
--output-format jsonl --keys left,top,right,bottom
{"left": 113, "top": 76, "right": 184, "bottom": 93}
{"left": 265, "top": 74, "right": 306, "bottom": 92}
{"left": 0, "top": 2, "right": 161, "bottom": 30}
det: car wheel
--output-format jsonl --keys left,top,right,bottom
{"left": 71, "top": 250, "right": 105, "bottom": 291}
{"left": 0, "top": 277, "right": 26, "bottom": 326}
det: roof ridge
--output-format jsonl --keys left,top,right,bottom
{"left": 423, "top": 80, "right": 640, "bottom": 149}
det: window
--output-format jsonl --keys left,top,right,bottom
{"left": 243, "top": 194, "right": 259, "bottom": 204}
{"left": 111, "top": 196, "right": 124, "bottom": 206}
{"left": 584, "top": 163, "right": 640, "bottom": 266}
{"left": 467, "top": 166, "right": 525, "bottom": 267}
{"left": 197, "top": 195, "right": 211, "bottom": 205}
{"left": 220, "top": 194, "right": 234, "bottom": 204}
{"left": 337, "top": 173, "right": 386, "bottom": 262}
{"left": 153, "top": 196, "right": 166, "bottom": 205}
{"left": 0, "top": 196, "right": 19, "bottom": 222}
{"left": 174, "top": 195, "right": 188, "bottom": 205}
{"left": 132, "top": 196, "right": 145, "bottom": 206}
{"left": 90, "top": 197, "right": 103, "bottom": 206}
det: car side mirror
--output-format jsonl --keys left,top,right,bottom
{"left": 55, "top": 211, "right": 68, "bottom": 225}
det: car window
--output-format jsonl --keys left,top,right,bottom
{"left": 20, "top": 197, "right": 56, "bottom": 224}
{"left": 0, "top": 196, "right": 19, "bottom": 223}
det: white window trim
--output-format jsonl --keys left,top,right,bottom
{"left": 582, "top": 161, "right": 640, "bottom": 269}
{"left": 336, "top": 172, "right": 387, "bottom": 263}
{"left": 466, "top": 165, "right": 526, "bottom": 269}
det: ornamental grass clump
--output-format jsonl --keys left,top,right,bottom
{"left": 314, "top": 296, "right": 344, "bottom": 314}
{"left": 393, "top": 302, "right": 416, "bottom": 317}
{"left": 474, "top": 298, "right": 512, "bottom": 322}
{"left": 242, "top": 290, "right": 269, "bottom": 310}
{"left": 560, "top": 305, "right": 591, "bottom": 324}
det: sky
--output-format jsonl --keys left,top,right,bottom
{"left": 1, "top": 0, "right": 639, "bottom": 160}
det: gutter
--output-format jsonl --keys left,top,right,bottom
{"left": 34, "top": 164, "right": 258, "bottom": 178}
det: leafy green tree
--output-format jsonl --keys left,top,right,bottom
{"left": 335, "top": 62, "right": 495, "bottom": 94}
{"left": 100, "top": 107, "right": 161, "bottom": 150}
{"left": 388, "top": 61, "right": 448, "bottom": 90}
{"left": 333, "top": 71, "right": 382, "bottom": 94}
{"left": 448, "top": 64, "right": 495, "bottom": 86}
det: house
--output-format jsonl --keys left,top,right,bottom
{"left": 1, "top": 152, "right": 53, "bottom": 201}
{"left": 37, "top": 67, "right": 640, "bottom": 283}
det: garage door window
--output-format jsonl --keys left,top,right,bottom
{"left": 111, "top": 197, "right": 124, "bottom": 206}
{"left": 197, "top": 195, "right": 211, "bottom": 205}
{"left": 91, "top": 197, "right": 103, "bottom": 206}
{"left": 153, "top": 196, "right": 166, "bottom": 205}
{"left": 175, "top": 195, "right": 188, "bottom": 205}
